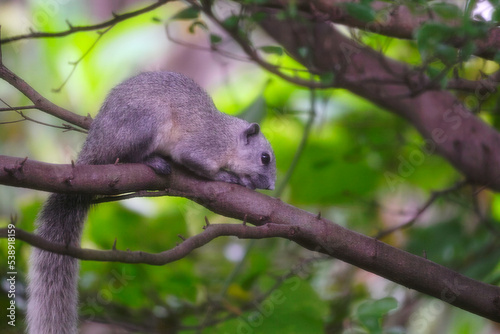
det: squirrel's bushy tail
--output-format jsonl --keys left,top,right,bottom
{"left": 26, "top": 193, "right": 92, "bottom": 334}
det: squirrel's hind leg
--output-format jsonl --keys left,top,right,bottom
{"left": 144, "top": 154, "right": 171, "bottom": 175}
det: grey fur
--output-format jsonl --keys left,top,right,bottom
{"left": 27, "top": 194, "right": 91, "bottom": 334}
{"left": 26, "top": 72, "right": 276, "bottom": 333}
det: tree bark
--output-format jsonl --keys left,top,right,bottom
{"left": 256, "top": 10, "right": 500, "bottom": 191}
{"left": 295, "top": 0, "right": 500, "bottom": 60}
{"left": 1, "top": 155, "right": 500, "bottom": 322}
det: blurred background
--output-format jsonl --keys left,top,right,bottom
{"left": 0, "top": 0, "right": 499, "bottom": 333}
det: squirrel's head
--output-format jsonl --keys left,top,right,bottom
{"left": 230, "top": 123, "right": 276, "bottom": 190}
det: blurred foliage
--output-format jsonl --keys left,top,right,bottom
{"left": 0, "top": 0, "right": 500, "bottom": 333}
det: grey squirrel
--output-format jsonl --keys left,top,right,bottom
{"left": 26, "top": 71, "right": 276, "bottom": 334}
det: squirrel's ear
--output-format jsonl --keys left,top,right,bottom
{"left": 241, "top": 123, "right": 260, "bottom": 144}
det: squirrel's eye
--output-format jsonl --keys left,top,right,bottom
{"left": 261, "top": 152, "right": 271, "bottom": 165}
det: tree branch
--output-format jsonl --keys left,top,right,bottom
{"left": 0, "top": 223, "right": 295, "bottom": 265}
{"left": 0, "top": 98, "right": 87, "bottom": 133}
{"left": 0, "top": 0, "right": 171, "bottom": 44}
{"left": 447, "top": 70, "right": 500, "bottom": 93}
{"left": 1, "top": 154, "right": 499, "bottom": 322}
{"left": 52, "top": 26, "right": 114, "bottom": 94}
{"left": 375, "top": 180, "right": 468, "bottom": 239}
{"left": 0, "top": 64, "right": 91, "bottom": 130}
{"left": 294, "top": 0, "right": 500, "bottom": 61}
{"left": 0, "top": 1, "right": 179, "bottom": 131}
{"left": 186, "top": 0, "right": 331, "bottom": 89}
{"left": 255, "top": 10, "right": 500, "bottom": 191}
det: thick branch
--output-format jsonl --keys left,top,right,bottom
{"left": 0, "top": 155, "right": 159, "bottom": 194}
{"left": 257, "top": 12, "right": 500, "bottom": 191}
{"left": 296, "top": 0, "right": 500, "bottom": 60}
{"left": 1, "top": 155, "right": 499, "bottom": 322}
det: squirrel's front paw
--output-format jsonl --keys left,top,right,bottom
{"left": 214, "top": 171, "right": 256, "bottom": 189}
{"left": 214, "top": 170, "right": 241, "bottom": 185}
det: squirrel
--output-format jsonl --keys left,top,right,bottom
{"left": 26, "top": 71, "right": 276, "bottom": 334}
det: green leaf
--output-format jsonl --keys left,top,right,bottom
{"left": 251, "top": 11, "right": 267, "bottom": 23}
{"left": 260, "top": 45, "right": 284, "bottom": 56}
{"left": 416, "top": 22, "right": 456, "bottom": 61}
{"left": 223, "top": 15, "right": 240, "bottom": 30}
{"left": 171, "top": 6, "right": 200, "bottom": 21}
{"left": 210, "top": 33, "right": 222, "bottom": 45}
{"left": 493, "top": 8, "right": 500, "bottom": 22}
{"left": 275, "top": 10, "right": 286, "bottom": 20}
{"left": 319, "top": 72, "right": 335, "bottom": 85}
{"left": 425, "top": 66, "right": 441, "bottom": 80}
{"left": 188, "top": 20, "right": 208, "bottom": 34}
{"left": 431, "top": 3, "right": 463, "bottom": 20}
{"left": 426, "top": 66, "right": 448, "bottom": 89}
{"left": 494, "top": 51, "right": 500, "bottom": 64}
{"left": 275, "top": 2, "right": 298, "bottom": 20}
{"left": 208, "top": 278, "right": 328, "bottom": 334}
{"left": 461, "top": 20, "right": 489, "bottom": 39}
{"left": 344, "top": 2, "right": 376, "bottom": 23}
{"left": 436, "top": 44, "right": 457, "bottom": 64}
{"left": 459, "top": 40, "right": 476, "bottom": 62}
{"left": 357, "top": 297, "right": 398, "bottom": 332}
{"left": 297, "top": 46, "right": 309, "bottom": 59}
{"left": 286, "top": 1, "right": 298, "bottom": 18}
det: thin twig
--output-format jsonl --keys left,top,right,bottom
{"left": 166, "top": 8, "right": 322, "bottom": 85}
{"left": 0, "top": 223, "right": 296, "bottom": 265}
{"left": 0, "top": 25, "right": 2, "bottom": 64}
{"left": 376, "top": 180, "right": 468, "bottom": 239}
{"left": 183, "top": 255, "right": 328, "bottom": 331}
{"left": 274, "top": 87, "right": 317, "bottom": 196}
{"left": 53, "top": 25, "right": 115, "bottom": 93}
{"left": 470, "top": 187, "right": 500, "bottom": 238}
{"left": 0, "top": 64, "right": 91, "bottom": 129}
{"left": 1, "top": 0, "right": 171, "bottom": 44}
{"left": 165, "top": 23, "right": 250, "bottom": 63}
{"left": 0, "top": 97, "right": 87, "bottom": 133}
{"left": 0, "top": 105, "right": 37, "bottom": 112}
{"left": 186, "top": 0, "right": 333, "bottom": 89}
